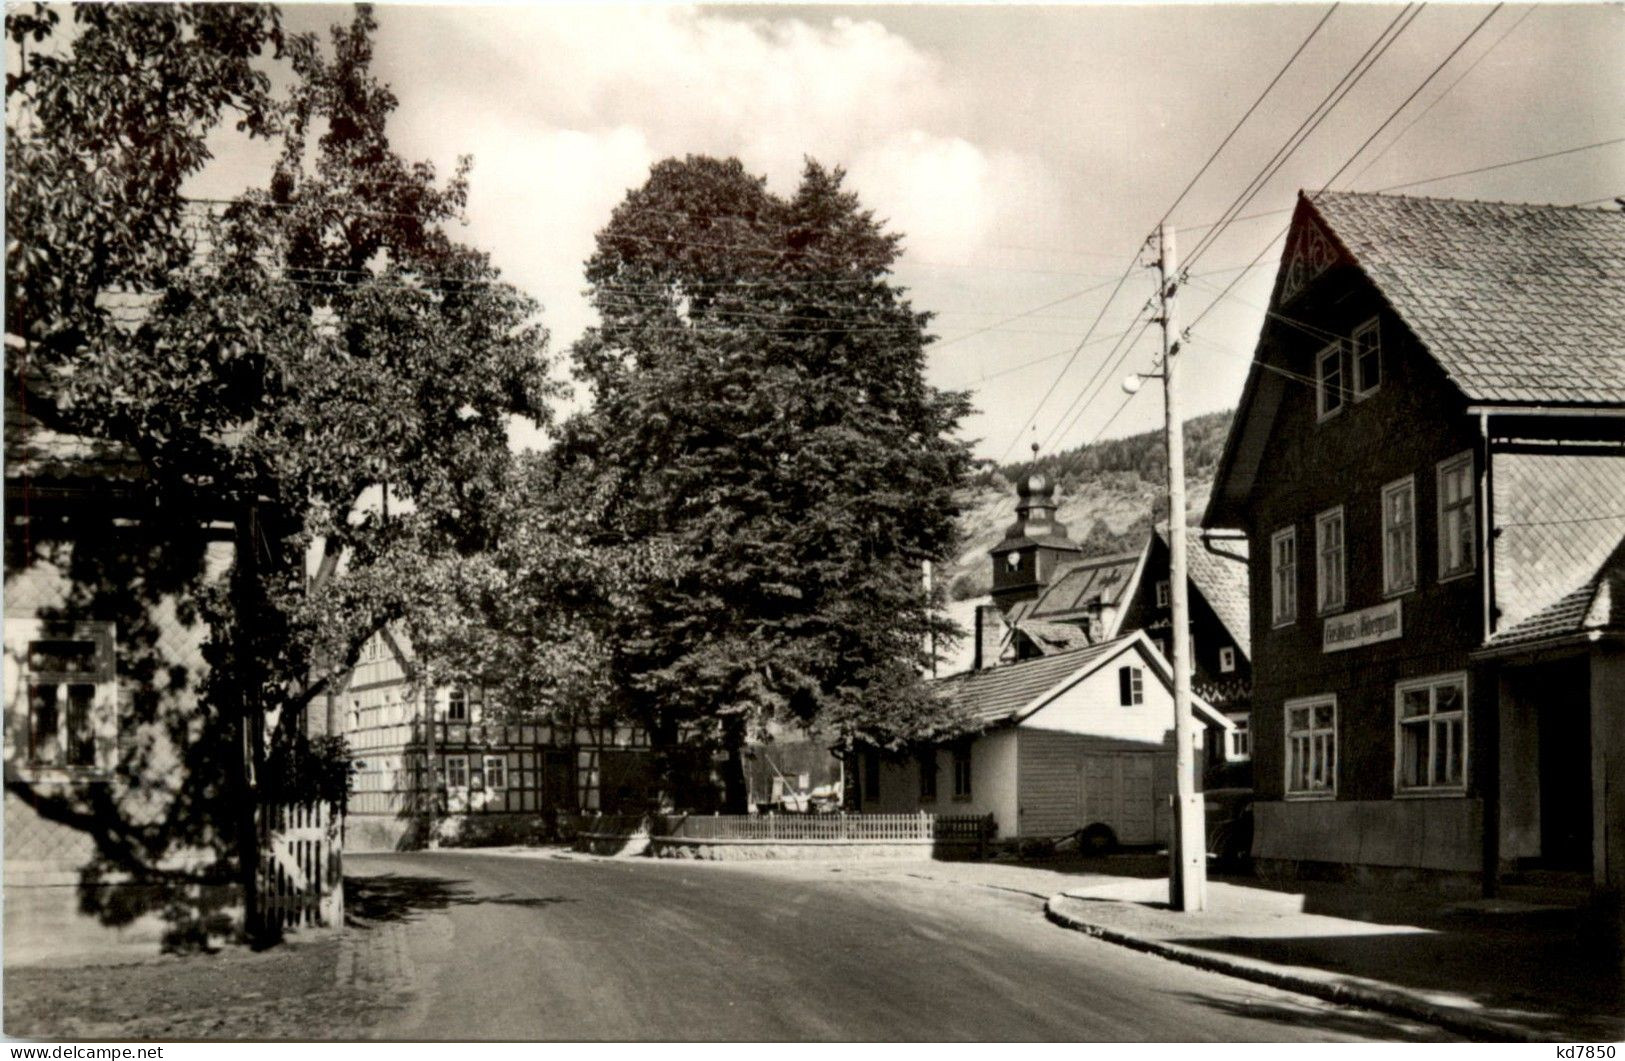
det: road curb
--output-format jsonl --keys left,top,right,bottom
{"left": 1044, "top": 895, "right": 1544, "bottom": 1042}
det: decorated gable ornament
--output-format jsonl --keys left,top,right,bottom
{"left": 1280, "top": 216, "right": 1339, "bottom": 304}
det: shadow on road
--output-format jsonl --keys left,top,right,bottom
{"left": 1164, "top": 990, "right": 1454, "bottom": 1042}
{"left": 345, "top": 873, "right": 575, "bottom": 927}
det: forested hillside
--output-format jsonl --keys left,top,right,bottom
{"left": 944, "top": 409, "right": 1235, "bottom": 600}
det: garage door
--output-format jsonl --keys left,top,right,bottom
{"left": 1080, "top": 753, "right": 1162, "bottom": 845}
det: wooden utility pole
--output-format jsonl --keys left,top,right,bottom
{"left": 1158, "top": 223, "right": 1206, "bottom": 912}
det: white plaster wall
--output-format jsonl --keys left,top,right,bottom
{"left": 867, "top": 729, "right": 1018, "bottom": 837}
{"left": 1021, "top": 656, "right": 1177, "bottom": 744}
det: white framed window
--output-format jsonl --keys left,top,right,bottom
{"left": 1382, "top": 476, "right": 1417, "bottom": 595}
{"left": 445, "top": 755, "right": 469, "bottom": 790}
{"left": 1271, "top": 526, "right": 1298, "bottom": 627}
{"left": 1155, "top": 580, "right": 1171, "bottom": 608}
{"left": 1352, "top": 318, "right": 1381, "bottom": 397}
{"left": 484, "top": 755, "right": 506, "bottom": 791}
{"left": 1228, "top": 715, "right": 1251, "bottom": 760}
{"left": 1316, "top": 506, "right": 1346, "bottom": 614}
{"left": 1219, "top": 646, "right": 1237, "bottom": 673}
{"left": 1436, "top": 451, "right": 1476, "bottom": 581}
{"left": 447, "top": 686, "right": 468, "bottom": 722}
{"left": 1316, "top": 342, "right": 1343, "bottom": 420}
{"left": 1395, "top": 673, "right": 1468, "bottom": 794}
{"left": 7, "top": 620, "right": 117, "bottom": 774}
{"left": 952, "top": 744, "right": 973, "bottom": 799}
{"left": 1285, "top": 695, "right": 1336, "bottom": 798}
{"left": 1118, "top": 665, "right": 1144, "bottom": 706}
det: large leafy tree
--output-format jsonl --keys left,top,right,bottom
{"left": 561, "top": 155, "right": 974, "bottom": 808}
{"left": 6, "top": 4, "right": 554, "bottom": 937}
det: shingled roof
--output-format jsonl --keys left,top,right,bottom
{"left": 1028, "top": 549, "right": 1143, "bottom": 623}
{"left": 1481, "top": 533, "right": 1625, "bottom": 652}
{"left": 1013, "top": 618, "right": 1094, "bottom": 655}
{"left": 1308, "top": 192, "right": 1625, "bottom": 406}
{"left": 1492, "top": 453, "right": 1625, "bottom": 632}
{"left": 939, "top": 639, "right": 1125, "bottom": 727}
{"left": 935, "top": 632, "right": 1229, "bottom": 730}
{"left": 1158, "top": 527, "right": 1251, "bottom": 658}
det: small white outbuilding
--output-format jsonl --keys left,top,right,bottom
{"left": 857, "top": 631, "right": 1233, "bottom": 846}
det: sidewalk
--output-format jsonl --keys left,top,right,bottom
{"left": 1046, "top": 875, "right": 1623, "bottom": 1042}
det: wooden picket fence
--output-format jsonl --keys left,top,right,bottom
{"left": 255, "top": 801, "right": 343, "bottom": 936}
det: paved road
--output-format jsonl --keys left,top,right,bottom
{"left": 345, "top": 851, "right": 1453, "bottom": 1041}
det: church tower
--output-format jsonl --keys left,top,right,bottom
{"left": 989, "top": 471, "right": 1082, "bottom": 612}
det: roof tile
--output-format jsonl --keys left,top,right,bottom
{"left": 1310, "top": 192, "right": 1625, "bottom": 405}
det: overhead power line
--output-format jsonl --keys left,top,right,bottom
{"left": 1183, "top": 28, "right": 1604, "bottom": 341}
{"left": 1046, "top": 6, "right": 1419, "bottom": 458}
{"left": 994, "top": 2, "right": 1336, "bottom": 463}
{"left": 950, "top": 325, "right": 1150, "bottom": 388}
{"left": 1042, "top": 315, "right": 1159, "bottom": 453}
{"left": 1181, "top": 134, "right": 1625, "bottom": 250}
{"left": 993, "top": 248, "right": 1152, "bottom": 462}
{"left": 1348, "top": 4, "right": 1538, "bottom": 185}
{"left": 929, "top": 275, "right": 1131, "bottom": 353}
{"left": 1313, "top": 5, "right": 1507, "bottom": 197}
{"left": 1373, "top": 137, "right": 1625, "bottom": 194}
{"left": 1162, "top": 3, "right": 1341, "bottom": 228}
{"left": 1183, "top": 3, "right": 1425, "bottom": 271}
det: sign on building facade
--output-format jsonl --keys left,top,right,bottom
{"left": 1322, "top": 600, "right": 1402, "bottom": 653}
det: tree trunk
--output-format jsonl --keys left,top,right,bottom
{"left": 720, "top": 716, "right": 748, "bottom": 815}
{"left": 646, "top": 714, "right": 680, "bottom": 813}
{"left": 234, "top": 502, "right": 273, "bottom": 948}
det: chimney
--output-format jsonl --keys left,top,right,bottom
{"left": 973, "top": 605, "right": 1005, "bottom": 670}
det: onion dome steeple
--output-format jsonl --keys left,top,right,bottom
{"left": 989, "top": 459, "right": 1082, "bottom": 612}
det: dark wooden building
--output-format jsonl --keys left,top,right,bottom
{"left": 1206, "top": 191, "right": 1625, "bottom": 896}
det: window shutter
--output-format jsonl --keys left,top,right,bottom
{"left": 1119, "top": 666, "right": 1132, "bottom": 706}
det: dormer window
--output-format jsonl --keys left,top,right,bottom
{"left": 1352, "top": 319, "right": 1381, "bottom": 397}
{"left": 1316, "top": 342, "right": 1343, "bottom": 421}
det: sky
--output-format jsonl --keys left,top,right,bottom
{"left": 197, "top": 2, "right": 1625, "bottom": 463}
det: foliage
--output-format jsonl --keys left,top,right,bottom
{"left": 9, "top": 3, "right": 554, "bottom": 742}
{"left": 6, "top": 3, "right": 284, "bottom": 345}
{"left": 558, "top": 155, "right": 975, "bottom": 779}
{"left": 982, "top": 408, "right": 1235, "bottom": 495}
{"left": 262, "top": 735, "right": 354, "bottom": 809}
{"left": 408, "top": 452, "right": 679, "bottom": 732}
{"left": 5, "top": 3, "right": 554, "bottom": 927}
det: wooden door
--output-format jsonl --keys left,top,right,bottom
{"left": 1118, "top": 756, "right": 1156, "bottom": 844}
{"left": 1082, "top": 756, "right": 1117, "bottom": 828}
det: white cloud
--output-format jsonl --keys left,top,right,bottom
{"left": 373, "top": 6, "right": 1068, "bottom": 349}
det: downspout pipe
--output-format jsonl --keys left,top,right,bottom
{"left": 1479, "top": 411, "right": 1499, "bottom": 898}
